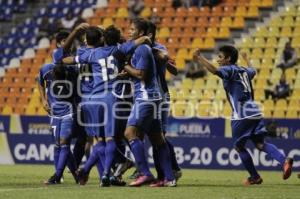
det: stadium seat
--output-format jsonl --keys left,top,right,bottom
{"left": 81, "top": 8, "right": 94, "bottom": 18}
{"left": 247, "top": 6, "right": 259, "bottom": 18}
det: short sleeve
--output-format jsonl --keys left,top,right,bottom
{"left": 216, "top": 66, "right": 233, "bottom": 80}
{"left": 52, "top": 48, "right": 64, "bottom": 64}
{"left": 74, "top": 49, "right": 91, "bottom": 64}
{"left": 246, "top": 67, "right": 256, "bottom": 80}
{"left": 118, "top": 41, "right": 136, "bottom": 54}
{"left": 135, "top": 45, "right": 152, "bottom": 70}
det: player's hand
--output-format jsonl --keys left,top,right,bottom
{"left": 117, "top": 70, "right": 128, "bottom": 78}
{"left": 42, "top": 101, "right": 50, "bottom": 113}
{"left": 193, "top": 49, "right": 202, "bottom": 61}
{"left": 75, "top": 23, "right": 90, "bottom": 32}
{"left": 241, "top": 52, "right": 248, "bottom": 61}
{"left": 141, "top": 36, "right": 152, "bottom": 45}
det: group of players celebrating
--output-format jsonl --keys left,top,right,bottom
{"left": 38, "top": 17, "right": 293, "bottom": 188}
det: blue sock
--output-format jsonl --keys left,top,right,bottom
{"left": 104, "top": 140, "right": 117, "bottom": 176}
{"left": 96, "top": 141, "right": 106, "bottom": 175}
{"left": 54, "top": 145, "right": 60, "bottom": 170}
{"left": 153, "top": 147, "right": 164, "bottom": 180}
{"left": 166, "top": 139, "right": 180, "bottom": 171}
{"left": 157, "top": 143, "right": 174, "bottom": 181}
{"left": 83, "top": 143, "right": 101, "bottom": 174}
{"left": 66, "top": 151, "right": 78, "bottom": 176}
{"left": 239, "top": 149, "right": 260, "bottom": 178}
{"left": 73, "top": 140, "right": 85, "bottom": 167}
{"left": 130, "top": 139, "right": 152, "bottom": 177}
{"left": 262, "top": 142, "right": 286, "bottom": 165}
{"left": 96, "top": 160, "right": 104, "bottom": 180}
{"left": 55, "top": 145, "right": 70, "bottom": 178}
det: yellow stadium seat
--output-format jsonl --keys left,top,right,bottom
{"left": 37, "top": 107, "right": 48, "bottom": 116}
{"left": 232, "top": 17, "right": 245, "bottom": 28}
{"left": 102, "top": 18, "right": 113, "bottom": 28}
{"left": 171, "top": 102, "right": 186, "bottom": 117}
{"left": 206, "top": 27, "right": 218, "bottom": 38}
{"left": 291, "top": 89, "right": 300, "bottom": 99}
{"left": 276, "top": 99, "right": 287, "bottom": 110}
{"left": 175, "top": 58, "right": 186, "bottom": 71}
{"left": 263, "top": 109, "right": 272, "bottom": 118}
{"left": 254, "top": 26, "right": 268, "bottom": 37}
{"left": 206, "top": 78, "right": 219, "bottom": 89}
{"left": 269, "top": 16, "right": 282, "bottom": 27}
{"left": 255, "top": 88, "right": 265, "bottom": 100}
{"left": 271, "top": 68, "right": 282, "bottom": 79}
{"left": 278, "top": 37, "right": 289, "bottom": 48}
{"left": 268, "top": 27, "right": 280, "bottom": 37}
{"left": 264, "top": 48, "right": 276, "bottom": 59}
{"left": 141, "top": 7, "right": 151, "bottom": 17}
{"left": 283, "top": 16, "right": 294, "bottom": 27}
{"left": 2, "top": 105, "right": 12, "bottom": 115}
{"left": 217, "top": 27, "right": 230, "bottom": 39}
{"left": 191, "top": 38, "right": 204, "bottom": 48}
{"left": 251, "top": 48, "right": 264, "bottom": 59}
{"left": 247, "top": 6, "right": 259, "bottom": 18}
{"left": 280, "top": 27, "right": 292, "bottom": 37}
{"left": 220, "top": 17, "right": 233, "bottom": 27}
{"left": 158, "top": 27, "right": 170, "bottom": 38}
{"left": 293, "top": 26, "right": 300, "bottom": 37}
{"left": 235, "top": 6, "right": 247, "bottom": 17}
{"left": 174, "top": 89, "right": 190, "bottom": 101}
{"left": 273, "top": 109, "right": 285, "bottom": 118}
{"left": 265, "top": 37, "right": 277, "bottom": 48}
{"left": 291, "top": 37, "right": 300, "bottom": 48}
{"left": 261, "top": 58, "right": 274, "bottom": 69}
{"left": 285, "top": 68, "right": 296, "bottom": 80}
{"left": 283, "top": 6, "right": 296, "bottom": 16}
{"left": 193, "top": 79, "right": 205, "bottom": 89}
{"left": 215, "top": 89, "right": 226, "bottom": 101}
{"left": 289, "top": 99, "right": 299, "bottom": 108}
{"left": 25, "top": 106, "right": 37, "bottom": 115}
{"left": 203, "top": 38, "right": 215, "bottom": 49}
{"left": 181, "top": 78, "right": 194, "bottom": 90}
{"left": 264, "top": 99, "right": 274, "bottom": 109}
{"left": 251, "top": 58, "right": 261, "bottom": 68}
{"left": 253, "top": 37, "right": 266, "bottom": 48}
{"left": 115, "top": 8, "right": 128, "bottom": 18}
{"left": 250, "top": 0, "right": 261, "bottom": 6}
{"left": 286, "top": 110, "right": 298, "bottom": 119}
{"left": 240, "top": 37, "right": 253, "bottom": 48}
{"left": 255, "top": 79, "right": 266, "bottom": 89}
{"left": 261, "top": 0, "right": 273, "bottom": 7}
{"left": 176, "top": 48, "right": 189, "bottom": 59}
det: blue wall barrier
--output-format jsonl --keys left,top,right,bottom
{"left": 0, "top": 115, "right": 299, "bottom": 171}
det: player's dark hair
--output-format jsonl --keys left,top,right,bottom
{"left": 219, "top": 45, "right": 238, "bottom": 64}
{"left": 104, "top": 25, "right": 121, "bottom": 46}
{"left": 147, "top": 21, "right": 156, "bottom": 43}
{"left": 85, "top": 26, "right": 104, "bottom": 46}
{"left": 53, "top": 65, "right": 67, "bottom": 80}
{"left": 55, "top": 30, "right": 70, "bottom": 44}
{"left": 132, "top": 17, "right": 148, "bottom": 36}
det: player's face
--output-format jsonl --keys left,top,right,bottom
{"left": 129, "top": 23, "right": 140, "bottom": 40}
{"left": 217, "top": 52, "right": 230, "bottom": 66}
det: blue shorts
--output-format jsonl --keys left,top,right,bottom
{"left": 78, "top": 97, "right": 97, "bottom": 137}
{"left": 114, "top": 97, "right": 133, "bottom": 137}
{"left": 231, "top": 117, "right": 267, "bottom": 148}
{"left": 160, "top": 97, "right": 170, "bottom": 134}
{"left": 127, "top": 100, "right": 162, "bottom": 134}
{"left": 50, "top": 115, "right": 74, "bottom": 144}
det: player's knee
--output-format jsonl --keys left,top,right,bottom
{"left": 124, "top": 126, "right": 137, "bottom": 141}
{"left": 105, "top": 137, "right": 113, "bottom": 142}
{"left": 255, "top": 142, "right": 264, "bottom": 151}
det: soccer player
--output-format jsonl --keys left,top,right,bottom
{"left": 38, "top": 63, "right": 78, "bottom": 185}
{"left": 193, "top": 46, "right": 293, "bottom": 185}
{"left": 64, "top": 25, "right": 150, "bottom": 187}
{"left": 123, "top": 18, "right": 176, "bottom": 187}
{"left": 146, "top": 21, "right": 182, "bottom": 186}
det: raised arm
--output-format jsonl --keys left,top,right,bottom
{"left": 124, "top": 64, "right": 146, "bottom": 80}
{"left": 193, "top": 49, "right": 218, "bottom": 75}
{"left": 62, "top": 23, "right": 89, "bottom": 51}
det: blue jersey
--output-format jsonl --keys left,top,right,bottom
{"left": 75, "top": 41, "right": 135, "bottom": 96}
{"left": 76, "top": 46, "right": 94, "bottom": 96}
{"left": 153, "top": 42, "right": 169, "bottom": 97}
{"left": 39, "top": 63, "right": 77, "bottom": 117}
{"left": 216, "top": 65, "right": 261, "bottom": 120}
{"left": 131, "top": 44, "right": 161, "bottom": 101}
{"left": 52, "top": 47, "right": 71, "bottom": 64}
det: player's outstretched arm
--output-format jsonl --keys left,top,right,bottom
{"left": 193, "top": 49, "right": 217, "bottom": 75}
{"left": 241, "top": 52, "right": 251, "bottom": 67}
{"left": 124, "top": 64, "right": 145, "bottom": 80}
{"left": 62, "top": 23, "right": 89, "bottom": 52}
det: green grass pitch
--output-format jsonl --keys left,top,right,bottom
{"left": 0, "top": 165, "right": 299, "bottom": 199}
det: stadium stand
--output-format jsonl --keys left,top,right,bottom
{"left": 0, "top": 0, "right": 299, "bottom": 120}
